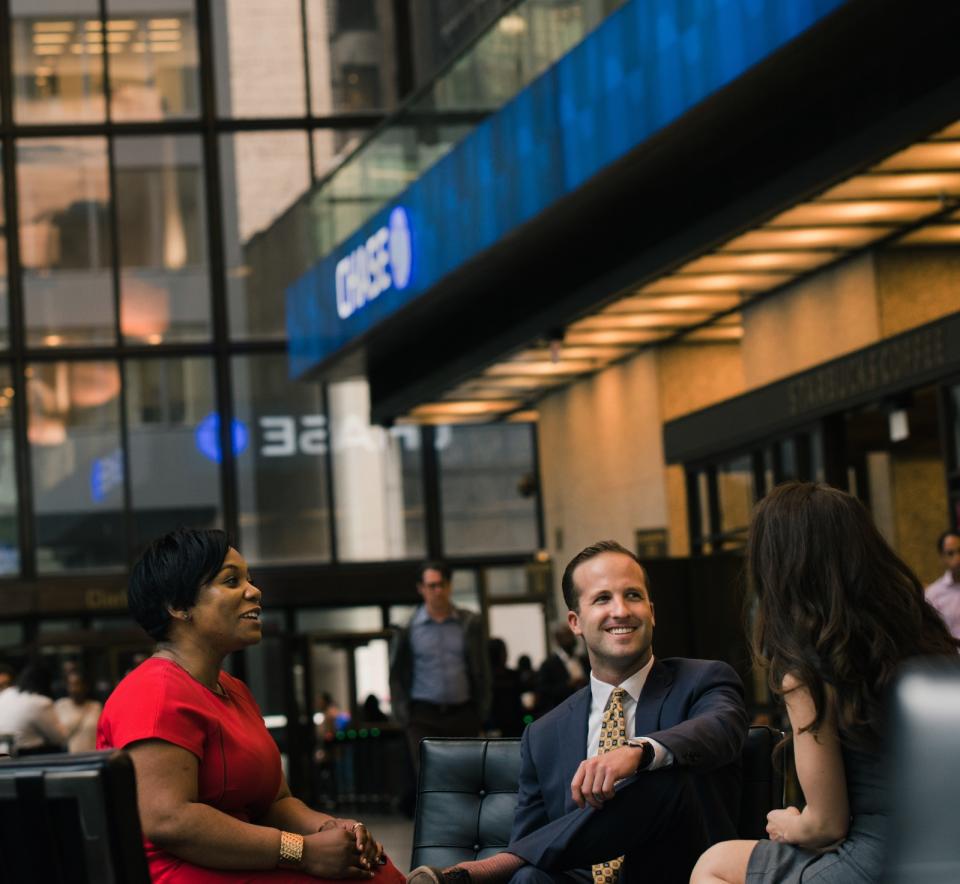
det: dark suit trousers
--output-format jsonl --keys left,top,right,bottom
{"left": 406, "top": 700, "right": 482, "bottom": 772}
{"left": 507, "top": 768, "right": 710, "bottom": 884}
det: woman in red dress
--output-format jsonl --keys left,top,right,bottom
{"left": 97, "top": 527, "right": 406, "bottom": 884}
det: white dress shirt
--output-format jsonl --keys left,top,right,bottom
{"left": 586, "top": 656, "right": 672, "bottom": 769}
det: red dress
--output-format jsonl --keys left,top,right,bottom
{"left": 98, "top": 658, "right": 404, "bottom": 884}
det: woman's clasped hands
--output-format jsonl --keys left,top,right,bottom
{"left": 304, "top": 818, "right": 384, "bottom": 878}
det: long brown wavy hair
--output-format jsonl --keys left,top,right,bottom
{"left": 749, "top": 481, "right": 958, "bottom": 750}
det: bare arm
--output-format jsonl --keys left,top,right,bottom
{"left": 127, "top": 739, "right": 373, "bottom": 877}
{"left": 766, "top": 676, "right": 850, "bottom": 850}
{"left": 261, "top": 778, "right": 382, "bottom": 866}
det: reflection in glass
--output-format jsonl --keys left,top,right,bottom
{"left": 232, "top": 353, "right": 332, "bottom": 564}
{"left": 11, "top": 1, "right": 105, "bottom": 124}
{"left": 107, "top": 0, "right": 201, "bottom": 121}
{"left": 125, "top": 358, "right": 221, "bottom": 550}
{"left": 0, "top": 155, "right": 8, "bottom": 349}
{"left": 211, "top": 0, "right": 306, "bottom": 118}
{"left": 115, "top": 135, "right": 210, "bottom": 343}
{"left": 28, "top": 361, "right": 124, "bottom": 572}
{"left": 305, "top": 0, "right": 398, "bottom": 114}
{"left": 439, "top": 423, "right": 538, "bottom": 556}
{"left": 312, "top": 129, "right": 368, "bottom": 180}
{"left": 0, "top": 366, "right": 19, "bottom": 575}
{"left": 219, "top": 132, "right": 310, "bottom": 339}
{"left": 18, "top": 138, "right": 114, "bottom": 346}
{"left": 328, "top": 379, "right": 425, "bottom": 562}
{"left": 487, "top": 567, "right": 529, "bottom": 598}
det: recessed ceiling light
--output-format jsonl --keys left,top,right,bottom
{"left": 766, "top": 199, "right": 942, "bottom": 226}
{"left": 722, "top": 226, "right": 892, "bottom": 251}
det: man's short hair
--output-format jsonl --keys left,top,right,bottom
{"left": 561, "top": 540, "right": 648, "bottom": 611}
{"left": 416, "top": 560, "right": 451, "bottom": 583}
{"left": 937, "top": 530, "right": 960, "bottom": 554}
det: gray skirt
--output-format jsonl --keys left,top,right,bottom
{"left": 746, "top": 836, "right": 880, "bottom": 883}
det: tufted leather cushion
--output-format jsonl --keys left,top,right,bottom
{"left": 410, "top": 726, "right": 783, "bottom": 868}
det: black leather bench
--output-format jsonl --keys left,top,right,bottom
{"left": 411, "top": 726, "right": 784, "bottom": 868}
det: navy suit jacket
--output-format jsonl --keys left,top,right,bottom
{"left": 510, "top": 657, "right": 749, "bottom": 847}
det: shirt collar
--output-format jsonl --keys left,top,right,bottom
{"left": 590, "top": 655, "right": 656, "bottom": 709}
{"left": 412, "top": 603, "right": 459, "bottom": 624}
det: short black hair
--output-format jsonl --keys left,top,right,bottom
{"left": 129, "top": 528, "right": 231, "bottom": 641}
{"left": 416, "top": 560, "right": 451, "bottom": 583}
{"left": 561, "top": 540, "right": 648, "bottom": 611}
{"left": 937, "top": 530, "right": 960, "bottom": 554}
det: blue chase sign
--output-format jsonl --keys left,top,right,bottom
{"left": 287, "top": 0, "right": 847, "bottom": 379}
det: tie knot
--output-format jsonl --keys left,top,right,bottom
{"left": 611, "top": 687, "right": 626, "bottom": 704}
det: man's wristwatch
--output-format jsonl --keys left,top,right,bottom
{"left": 626, "top": 738, "right": 655, "bottom": 771}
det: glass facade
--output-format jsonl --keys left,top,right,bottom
{"left": 0, "top": 0, "right": 543, "bottom": 619}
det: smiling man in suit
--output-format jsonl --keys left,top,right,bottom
{"left": 408, "top": 539, "right": 748, "bottom": 884}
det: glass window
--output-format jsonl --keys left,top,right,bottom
{"left": 219, "top": 131, "right": 310, "bottom": 339}
{"left": 211, "top": 0, "right": 307, "bottom": 118}
{"left": 0, "top": 154, "right": 8, "bottom": 350}
{"left": 305, "top": 0, "right": 397, "bottom": 114}
{"left": 312, "top": 129, "right": 368, "bottom": 180}
{"left": 0, "top": 366, "right": 19, "bottom": 576}
{"left": 107, "top": 0, "right": 201, "bottom": 121}
{"left": 296, "top": 607, "right": 381, "bottom": 633}
{"left": 0, "top": 622, "right": 24, "bottom": 648}
{"left": 232, "top": 353, "right": 332, "bottom": 564}
{"left": 328, "top": 379, "right": 425, "bottom": 562}
{"left": 451, "top": 569, "right": 481, "bottom": 612}
{"left": 115, "top": 135, "right": 210, "bottom": 343}
{"left": 28, "top": 360, "right": 124, "bottom": 573}
{"left": 125, "top": 357, "right": 221, "bottom": 551}
{"left": 18, "top": 137, "right": 114, "bottom": 347}
{"left": 11, "top": 1, "right": 105, "bottom": 124}
{"left": 486, "top": 566, "right": 529, "bottom": 598}
{"left": 717, "top": 456, "right": 753, "bottom": 544}
{"left": 438, "top": 423, "right": 539, "bottom": 556}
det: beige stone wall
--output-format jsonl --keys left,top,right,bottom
{"left": 740, "top": 254, "right": 882, "bottom": 389}
{"left": 536, "top": 352, "right": 668, "bottom": 611}
{"left": 875, "top": 247, "right": 960, "bottom": 337}
{"left": 891, "top": 453, "right": 950, "bottom": 585}
{"left": 656, "top": 341, "right": 746, "bottom": 422}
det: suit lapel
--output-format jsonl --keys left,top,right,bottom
{"left": 558, "top": 687, "right": 590, "bottom": 812}
{"left": 633, "top": 659, "right": 672, "bottom": 736}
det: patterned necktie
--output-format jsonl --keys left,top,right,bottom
{"left": 592, "top": 687, "right": 627, "bottom": 884}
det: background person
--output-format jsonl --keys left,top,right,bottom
{"left": 486, "top": 638, "right": 526, "bottom": 738}
{"left": 54, "top": 669, "right": 102, "bottom": 752}
{"left": 389, "top": 561, "right": 491, "bottom": 771}
{"left": 97, "top": 527, "right": 404, "bottom": 884}
{"left": 925, "top": 530, "right": 960, "bottom": 639}
{"left": 691, "top": 482, "right": 960, "bottom": 884}
{"left": 0, "top": 660, "right": 66, "bottom": 756}
{"left": 535, "top": 620, "right": 588, "bottom": 716}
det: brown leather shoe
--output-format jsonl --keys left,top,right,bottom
{"left": 407, "top": 865, "right": 471, "bottom": 884}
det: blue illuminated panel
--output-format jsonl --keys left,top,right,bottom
{"left": 288, "top": 0, "right": 847, "bottom": 378}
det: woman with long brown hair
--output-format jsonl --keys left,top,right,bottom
{"left": 691, "top": 482, "right": 958, "bottom": 884}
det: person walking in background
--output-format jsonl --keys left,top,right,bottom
{"left": 389, "top": 561, "right": 491, "bottom": 772}
{"left": 0, "top": 661, "right": 66, "bottom": 756}
{"left": 925, "top": 530, "right": 960, "bottom": 639}
{"left": 486, "top": 638, "right": 526, "bottom": 737}
{"left": 54, "top": 669, "right": 102, "bottom": 752}
{"left": 691, "top": 483, "right": 960, "bottom": 884}
{"left": 535, "top": 620, "right": 588, "bottom": 715}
